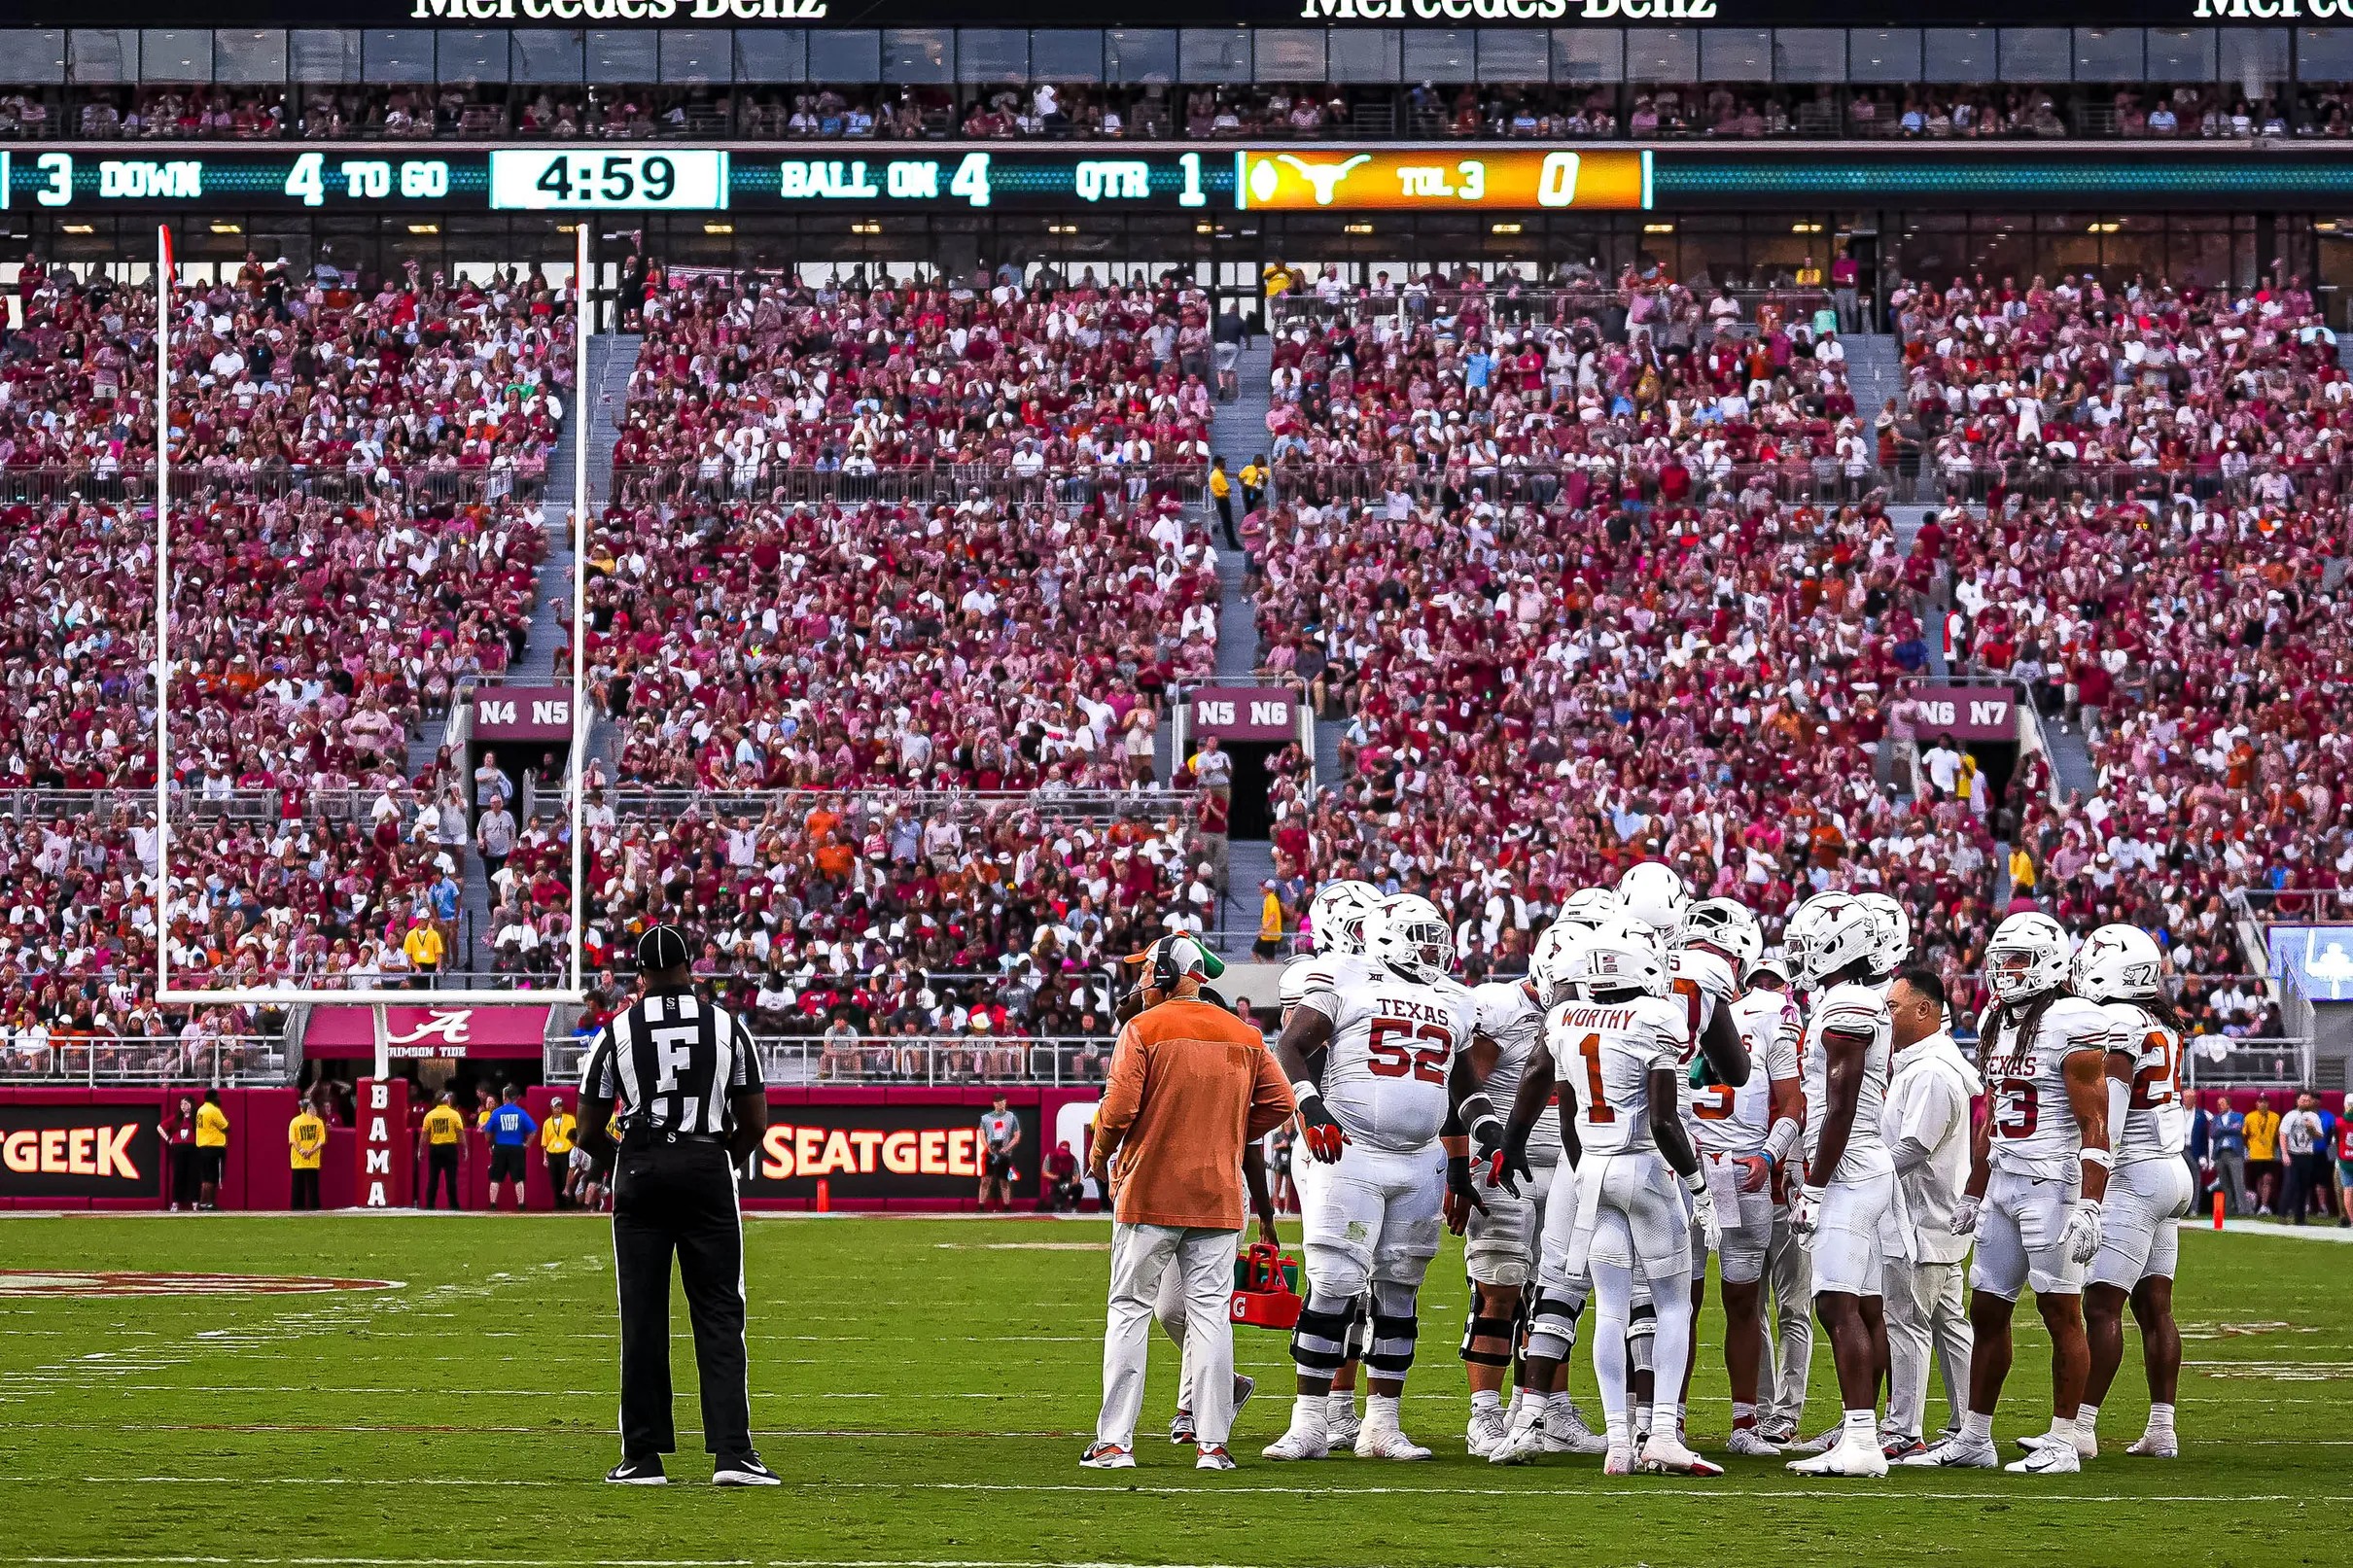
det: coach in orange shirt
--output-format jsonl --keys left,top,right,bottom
{"left": 1081, "top": 936, "right": 1293, "bottom": 1473}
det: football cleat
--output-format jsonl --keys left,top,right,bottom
{"left": 1786, "top": 1436, "right": 1890, "bottom": 1478}
{"left": 1784, "top": 1425, "right": 1840, "bottom": 1456}
{"left": 1756, "top": 1417, "right": 1799, "bottom": 1446}
{"left": 1195, "top": 1445, "right": 1237, "bottom": 1472}
{"left": 1881, "top": 1436, "right": 1927, "bottom": 1462}
{"left": 1638, "top": 1433, "right": 1726, "bottom": 1477}
{"left": 1724, "top": 1427, "right": 1784, "bottom": 1457}
{"left": 1489, "top": 1411, "right": 1548, "bottom": 1466}
{"left": 2015, "top": 1428, "right": 2097, "bottom": 1458}
{"left": 2126, "top": 1430, "right": 2180, "bottom": 1458}
{"left": 712, "top": 1452, "right": 780, "bottom": 1487}
{"left": 1079, "top": 1442, "right": 1136, "bottom": 1470}
{"left": 1261, "top": 1424, "right": 1331, "bottom": 1462}
{"left": 1169, "top": 1410, "right": 1196, "bottom": 1446}
{"left": 1543, "top": 1403, "right": 1610, "bottom": 1455}
{"left": 1466, "top": 1407, "right": 1510, "bottom": 1459}
{"left": 605, "top": 1454, "right": 666, "bottom": 1485}
{"left": 1601, "top": 1444, "right": 1637, "bottom": 1476}
{"left": 1354, "top": 1423, "right": 1432, "bottom": 1461}
{"left": 2007, "top": 1440, "right": 2082, "bottom": 1475}
{"left": 1325, "top": 1406, "right": 1363, "bottom": 1449}
{"left": 1902, "top": 1434, "right": 1999, "bottom": 1469}
{"left": 1231, "top": 1373, "right": 1256, "bottom": 1420}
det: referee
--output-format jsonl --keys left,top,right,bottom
{"left": 575, "top": 923, "right": 778, "bottom": 1487}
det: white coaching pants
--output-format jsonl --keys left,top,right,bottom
{"left": 1096, "top": 1223, "right": 1240, "bottom": 1450}
{"left": 1882, "top": 1255, "right": 1971, "bottom": 1441}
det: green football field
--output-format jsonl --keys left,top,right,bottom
{"left": 0, "top": 1214, "right": 2345, "bottom": 1568}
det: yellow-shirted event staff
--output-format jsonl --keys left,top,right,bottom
{"left": 403, "top": 915, "right": 445, "bottom": 990}
{"left": 543, "top": 1094, "right": 578, "bottom": 1209}
{"left": 194, "top": 1089, "right": 230, "bottom": 1210}
{"left": 419, "top": 1092, "right": 467, "bottom": 1210}
{"left": 288, "top": 1099, "right": 327, "bottom": 1210}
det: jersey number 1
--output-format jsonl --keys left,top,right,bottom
{"left": 1576, "top": 1032, "right": 1615, "bottom": 1125}
{"left": 1367, "top": 1019, "right": 1450, "bottom": 1083}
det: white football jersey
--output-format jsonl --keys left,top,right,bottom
{"left": 1304, "top": 962, "right": 1477, "bottom": 1153}
{"left": 2100, "top": 1000, "right": 2186, "bottom": 1164}
{"left": 1801, "top": 980, "right": 1895, "bottom": 1182}
{"left": 1698, "top": 987, "right": 1803, "bottom": 1155}
{"left": 1668, "top": 944, "right": 1740, "bottom": 1130}
{"left": 1282, "top": 951, "right": 1362, "bottom": 1011}
{"left": 1548, "top": 993, "right": 1691, "bottom": 1159}
{"left": 1471, "top": 978, "right": 1562, "bottom": 1157}
{"left": 1978, "top": 994, "right": 2117, "bottom": 1180}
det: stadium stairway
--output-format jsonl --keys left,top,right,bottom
{"left": 1210, "top": 339, "right": 1274, "bottom": 685}
{"left": 1844, "top": 331, "right": 1906, "bottom": 421}
{"left": 578, "top": 333, "right": 640, "bottom": 778}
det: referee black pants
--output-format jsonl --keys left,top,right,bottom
{"left": 613, "top": 1135, "right": 752, "bottom": 1458}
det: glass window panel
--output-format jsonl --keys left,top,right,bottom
{"left": 2294, "top": 27, "right": 2352, "bottom": 83}
{"left": 1332, "top": 27, "right": 1402, "bottom": 83}
{"left": 660, "top": 30, "right": 730, "bottom": 83}
{"left": 1922, "top": 28, "right": 1995, "bottom": 83}
{"left": 142, "top": 29, "right": 213, "bottom": 83}
{"left": 214, "top": 30, "right": 284, "bottom": 85}
{"left": 1402, "top": 28, "right": 1475, "bottom": 79}
{"left": 883, "top": 28, "right": 952, "bottom": 83}
{"left": 1031, "top": 30, "right": 1102, "bottom": 82}
{"left": 1254, "top": 28, "right": 1325, "bottom": 82}
{"left": 1478, "top": 29, "right": 1549, "bottom": 83}
{"left": 289, "top": 29, "right": 359, "bottom": 83}
{"left": 2073, "top": 27, "right": 2142, "bottom": 81}
{"left": 1106, "top": 28, "right": 1176, "bottom": 83}
{"left": 0, "top": 30, "right": 66, "bottom": 85}
{"left": 1180, "top": 27, "right": 1251, "bottom": 83}
{"left": 2000, "top": 28, "right": 2071, "bottom": 83}
{"left": 2146, "top": 27, "right": 2214, "bottom": 80}
{"left": 2221, "top": 26, "right": 2285, "bottom": 88}
{"left": 69, "top": 29, "right": 136, "bottom": 84}
{"left": 438, "top": 31, "right": 507, "bottom": 85}
{"left": 1626, "top": 28, "right": 1699, "bottom": 82}
{"left": 958, "top": 28, "right": 1027, "bottom": 83}
{"left": 1846, "top": 28, "right": 1917, "bottom": 82}
{"left": 363, "top": 30, "right": 437, "bottom": 84}
{"left": 806, "top": 29, "right": 880, "bottom": 84}
{"left": 1553, "top": 27, "right": 1622, "bottom": 84}
{"left": 1702, "top": 28, "right": 1771, "bottom": 81}
{"left": 587, "top": 29, "right": 657, "bottom": 81}
{"left": 513, "top": 30, "right": 583, "bottom": 83}
{"left": 734, "top": 29, "right": 804, "bottom": 85}
{"left": 1773, "top": 29, "right": 1845, "bottom": 83}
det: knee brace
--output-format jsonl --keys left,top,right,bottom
{"left": 1628, "top": 1298, "right": 1657, "bottom": 1374}
{"left": 1524, "top": 1288, "right": 1587, "bottom": 1366}
{"left": 1344, "top": 1291, "right": 1374, "bottom": 1361}
{"left": 1366, "top": 1280, "right": 1420, "bottom": 1376}
{"left": 1458, "top": 1298, "right": 1517, "bottom": 1368}
{"left": 1290, "top": 1293, "right": 1356, "bottom": 1378}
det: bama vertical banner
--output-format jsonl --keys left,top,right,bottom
{"left": 354, "top": 1078, "right": 413, "bottom": 1209}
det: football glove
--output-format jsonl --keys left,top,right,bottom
{"left": 2063, "top": 1198, "right": 2104, "bottom": 1265}
{"left": 1493, "top": 1127, "right": 1535, "bottom": 1197}
{"left": 1445, "top": 1154, "right": 1487, "bottom": 1230}
{"left": 1949, "top": 1193, "right": 1983, "bottom": 1237}
{"left": 1789, "top": 1182, "right": 1825, "bottom": 1240}
{"left": 1683, "top": 1168, "right": 1721, "bottom": 1255}
{"left": 1297, "top": 1092, "right": 1350, "bottom": 1163}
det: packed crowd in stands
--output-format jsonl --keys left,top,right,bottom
{"left": 1, "top": 80, "right": 2335, "bottom": 143}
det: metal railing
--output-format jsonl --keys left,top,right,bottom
{"left": 2232, "top": 888, "right": 2353, "bottom": 923}
{"left": 1271, "top": 284, "right": 1837, "bottom": 331}
{"left": 597, "top": 785, "right": 1182, "bottom": 823}
{"left": 606, "top": 462, "right": 1208, "bottom": 509}
{"left": 548, "top": 1031, "right": 1120, "bottom": 1087}
{"left": 2183, "top": 1035, "right": 2315, "bottom": 1094}
{"left": 0, "top": 1034, "right": 286, "bottom": 1087}
{"left": 0, "top": 464, "right": 548, "bottom": 509}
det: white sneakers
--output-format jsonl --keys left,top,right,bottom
{"left": 1901, "top": 1433, "right": 1998, "bottom": 1469}
{"left": 2017, "top": 1428, "right": 2098, "bottom": 1459}
{"left": 1786, "top": 1434, "right": 1890, "bottom": 1478}
{"left": 1637, "top": 1433, "right": 1726, "bottom": 1477}
{"left": 1543, "top": 1400, "right": 1610, "bottom": 1455}
{"left": 1194, "top": 1445, "right": 1237, "bottom": 1472}
{"left": 1465, "top": 1407, "right": 1510, "bottom": 1460}
{"left": 1601, "top": 1444, "right": 1637, "bottom": 1476}
{"left": 1489, "top": 1409, "right": 1549, "bottom": 1466}
{"left": 2126, "top": 1429, "right": 2180, "bottom": 1458}
{"left": 1325, "top": 1405, "right": 1363, "bottom": 1448}
{"left": 1079, "top": 1442, "right": 1136, "bottom": 1470}
{"left": 1260, "top": 1421, "right": 1331, "bottom": 1462}
{"left": 1353, "top": 1421, "right": 1432, "bottom": 1461}
{"left": 1724, "top": 1426, "right": 1784, "bottom": 1457}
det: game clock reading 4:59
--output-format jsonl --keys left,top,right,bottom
{"left": 487, "top": 149, "right": 729, "bottom": 210}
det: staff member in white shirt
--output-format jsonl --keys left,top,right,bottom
{"left": 1879, "top": 967, "right": 1980, "bottom": 1456}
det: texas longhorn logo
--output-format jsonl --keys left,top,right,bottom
{"left": 1273, "top": 154, "right": 1372, "bottom": 206}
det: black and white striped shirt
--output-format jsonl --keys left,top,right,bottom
{"left": 580, "top": 990, "right": 763, "bottom": 1137}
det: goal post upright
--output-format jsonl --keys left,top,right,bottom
{"left": 151, "top": 223, "right": 590, "bottom": 1009}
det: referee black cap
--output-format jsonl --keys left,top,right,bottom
{"left": 636, "top": 923, "right": 692, "bottom": 972}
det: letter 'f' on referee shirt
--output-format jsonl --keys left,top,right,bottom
{"left": 580, "top": 991, "right": 762, "bottom": 1136}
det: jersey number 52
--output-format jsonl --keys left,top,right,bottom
{"left": 1366, "top": 1019, "right": 1450, "bottom": 1082}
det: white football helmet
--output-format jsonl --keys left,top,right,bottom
{"left": 1679, "top": 897, "right": 1763, "bottom": 976}
{"left": 1985, "top": 911, "right": 2073, "bottom": 1005}
{"left": 1555, "top": 886, "right": 1623, "bottom": 934}
{"left": 1855, "top": 891, "right": 1912, "bottom": 975}
{"left": 1782, "top": 891, "right": 1879, "bottom": 991}
{"left": 1564, "top": 916, "right": 1669, "bottom": 999}
{"left": 1370, "top": 893, "right": 1455, "bottom": 985}
{"left": 1309, "top": 879, "right": 1385, "bottom": 957}
{"left": 1617, "top": 862, "right": 1690, "bottom": 936}
{"left": 2073, "top": 923, "right": 2166, "bottom": 1002}
{"left": 1528, "top": 922, "right": 1579, "bottom": 1004}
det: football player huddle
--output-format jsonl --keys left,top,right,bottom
{"left": 1254, "top": 870, "right": 2191, "bottom": 1479}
